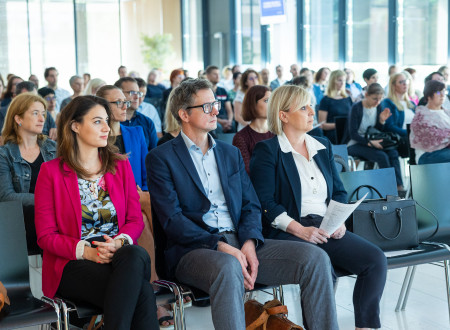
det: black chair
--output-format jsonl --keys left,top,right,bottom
{"left": 151, "top": 209, "right": 285, "bottom": 330}
{"left": 331, "top": 144, "right": 350, "bottom": 172}
{"left": 334, "top": 116, "right": 349, "bottom": 145}
{"left": 338, "top": 168, "right": 450, "bottom": 315}
{"left": 0, "top": 201, "right": 61, "bottom": 330}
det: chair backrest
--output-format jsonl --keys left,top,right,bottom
{"left": 0, "top": 201, "right": 30, "bottom": 294}
{"left": 410, "top": 163, "right": 450, "bottom": 242}
{"left": 406, "top": 124, "right": 416, "bottom": 165}
{"left": 331, "top": 144, "right": 349, "bottom": 172}
{"left": 216, "top": 133, "right": 236, "bottom": 145}
{"left": 335, "top": 116, "right": 349, "bottom": 145}
{"left": 150, "top": 207, "right": 172, "bottom": 280}
{"left": 340, "top": 168, "right": 398, "bottom": 202}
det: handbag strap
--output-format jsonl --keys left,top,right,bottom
{"left": 370, "top": 208, "right": 403, "bottom": 240}
{"left": 348, "top": 184, "right": 384, "bottom": 202}
{"left": 246, "top": 310, "right": 269, "bottom": 330}
{"left": 415, "top": 200, "right": 440, "bottom": 241}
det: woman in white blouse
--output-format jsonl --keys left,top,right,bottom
{"left": 250, "top": 85, "right": 387, "bottom": 330}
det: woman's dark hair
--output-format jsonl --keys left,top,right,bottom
{"left": 57, "top": 95, "right": 125, "bottom": 177}
{"left": 366, "top": 83, "right": 385, "bottom": 96}
{"left": 242, "top": 85, "right": 270, "bottom": 121}
{"left": 3, "top": 75, "right": 23, "bottom": 99}
{"left": 233, "top": 72, "right": 241, "bottom": 81}
{"left": 240, "top": 69, "right": 260, "bottom": 93}
{"left": 423, "top": 80, "right": 446, "bottom": 101}
{"left": 314, "top": 67, "right": 330, "bottom": 83}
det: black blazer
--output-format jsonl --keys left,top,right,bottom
{"left": 250, "top": 136, "right": 347, "bottom": 238}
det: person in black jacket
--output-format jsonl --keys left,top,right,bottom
{"left": 347, "top": 83, "right": 404, "bottom": 189}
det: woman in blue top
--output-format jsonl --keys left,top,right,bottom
{"left": 381, "top": 72, "right": 416, "bottom": 137}
{"left": 318, "top": 70, "right": 353, "bottom": 144}
{"left": 347, "top": 83, "right": 404, "bottom": 189}
{"left": 312, "top": 67, "right": 330, "bottom": 105}
{"left": 0, "top": 93, "right": 56, "bottom": 254}
{"left": 344, "top": 68, "right": 362, "bottom": 101}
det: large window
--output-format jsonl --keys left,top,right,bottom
{"left": 241, "top": 0, "right": 261, "bottom": 66}
{"left": 399, "top": 0, "right": 448, "bottom": 66}
{"left": 182, "top": 0, "right": 204, "bottom": 73}
{"left": 304, "top": 0, "right": 339, "bottom": 67}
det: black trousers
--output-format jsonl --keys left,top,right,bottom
{"left": 22, "top": 205, "right": 42, "bottom": 255}
{"left": 270, "top": 215, "right": 387, "bottom": 329}
{"left": 57, "top": 245, "right": 159, "bottom": 330}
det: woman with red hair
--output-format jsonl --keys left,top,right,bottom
{"left": 161, "top": 69, "right": 185, "bottom": 118}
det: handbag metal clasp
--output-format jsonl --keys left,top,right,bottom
{"left": 382, "top": 205, "right": 388, "bottom": 211}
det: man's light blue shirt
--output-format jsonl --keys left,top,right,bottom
{"left": 180, "top": 131, "right": 235, "bottom": 232}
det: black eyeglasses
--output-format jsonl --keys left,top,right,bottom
{"left": 109, "top": 100, "right": 131, "bottom": 108}
{"left": 186, "top": 101, "right": 221, "bottom": 114}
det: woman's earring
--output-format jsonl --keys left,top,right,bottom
{"left": 18, "top": 123, "right": 22, "bottom": 127}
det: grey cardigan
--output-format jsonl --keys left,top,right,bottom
{"left": 0, "top": 138, "right": 56, "bottom": 206}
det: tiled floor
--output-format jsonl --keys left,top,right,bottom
{"left": 26, "top": 256, "right": 450, "bottom": 329}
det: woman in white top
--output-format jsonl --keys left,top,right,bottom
{"left": 233, "top": 69, "right": 260, "bottom": 131}
{"left": 250, "top": 85, "right": 387, "bottom": 330}
{"left": 410, "top": 80, "right": 450, "bottom": 164}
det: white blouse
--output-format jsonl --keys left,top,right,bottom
{"left": 271, "top": 133, "right": 328, "bottom": 231}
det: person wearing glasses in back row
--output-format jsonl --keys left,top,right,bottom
{"left": 114, "top": 77, "right": 158, "bottom": 151}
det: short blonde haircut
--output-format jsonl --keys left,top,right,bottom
{"left": 84, "top": 78, "right": 106, "bottom": 95}
{"left": 326, "top": 70, "right": 348, "bottom": 98}
{"left": 267, "top": 85, "right": 310, "bottom": 136}
{"left": 2, "top": 93, "right": 47, "bottom": 144}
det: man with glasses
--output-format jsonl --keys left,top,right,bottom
{"left": 114, "top": 77, "right": 158, "bottom": 151}
{"left": 147, "top": 79, "right": 338, "bottom": 330}
{"left": 60, "top": 75, "right": 84, "bottom": 111}
{"left": 38, "top": 67, "right": 70, "bottom": 112}
{"left": 135, "top": 77, "right": 163, "bottom": 138}
{"left": 205, "top": 65, "right": 234, "bottom": 133}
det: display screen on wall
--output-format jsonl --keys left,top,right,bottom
{"left": 259, "top": 0, "right": 286, "bottom": 25}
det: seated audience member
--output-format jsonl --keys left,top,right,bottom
{"left": 286, "top": 63, "right": 300, "bottom": 85}
{"left": 158, "top": 93, "right": 181, "bottom": 146}
{"left": 293, "top": 74, "right": 317, "bottom": 109}
{"left": 228, "top": 71, "right": 242, "bottom": 105}
{"left": 403, "top": 70, "right": 419, "bottom": 106}
{"left": 218, "top": 65, "right": 233, "bottom": 91}
{"left": 347, "top": 83, "right": 404, "bottom": 189}
{"left": 250, "top": 85, "right": 387, "bottom": 330}
{"left": 83, "top": 73, "right": 91, "bottom": 86}
{"left": 147, "top": 78, "right": 339, "bottom": 330}
{"left": 39, "top": 67, "right": 71, "bottom": 112}
{"left": 28, "top": 74, "right": 39, "bottom": 89}
{"left": 114, "top": 77, "right": 158, "bottom": 151}
{"left": 438, "top": 65, "right": 450, "bottom": 92}
{"left": 135, "top": 78, "right": 162, "bottom": 137}
{"left": 417, "top": 72, "right": 450, "bottom": 109}
{"left": 404, "top": 67, "right": 422, "bottom": 101}
{"left": 118, "top": 65, "right": 128, "bottom": 78}
{"left": 354, "top": 68, "right": 378, "bottom": 102}
{"left": 84, "top": 78, "right": 106, "bottom": 96}
{"left": 1, "top": 75, "right": 24, "bottom": 108}
{"left": 232, "top": 85, "right": 274, "bottom": 174}
{"left": 234, "top": 69, "right": 260, "bottom": 131}
{"left": 260, "top": 68, "right": 270, "bottom": 88}
{"left": 34, "top": 95, "right": 159, "bottom": 329}
{"left": 318, "top": 70, "right": 353, "bottom": 144}
{"left": 197, "top": 70, "right": 206, "bottom": 79}
{"left": 38, "top": 87, "right": 57, "bottom": 122}
{"left": 381, "top": 72, "right": 416, "bottom": 137}
{"left": 161, "top": 69, "right": 185, "bottom": 119}
{"left": 60, "top": 75, "right": 84, "bottom": 110}
{"left": 344, "top": 68, "right": 362, "bottom": 101}
{"left": 0, "top": 93, "right": 56, "bottom": 254}
{"left": 312, "top": 67, "right": 330, "bottom": 105}
{"left": 270, "top": 65, "right": 285, "bottom": 91}
{"left": 384, "top": 65, "right": 399, "bottom": 94}
{"left": 146, "top": 69, "right": 166, "bottom": 112}
{"left": 205, "top": 66, "right": 234, "bottom": 133}
{"left": 410, "top": 80, "right": 450, "bottom": 164}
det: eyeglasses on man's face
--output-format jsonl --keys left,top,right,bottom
{"left": 110, "top": 100, "right": 131, "bottom": 108}
{"left": 186, "top": 100, "right": 221, "bottom": 114}
{"left": 123, "top": 91, "right": 144, "bottom": 98}
{"left": 45, "top": 96, "right": 56, "bottom": 101}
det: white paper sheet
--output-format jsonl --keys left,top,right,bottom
{"left": 319, "top": 192, "right": 368, "bottom": 235}
{"left": 313, "top": 121, "right": 326, "bottom": 130}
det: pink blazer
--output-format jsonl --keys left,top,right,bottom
{"left": 35, "top": 157, "right": 144, "bottom": 298}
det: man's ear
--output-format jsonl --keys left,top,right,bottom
{"left": 178, "top": 109, "right": 189, "bottom": 123}
{"left": 71, "top": 121, "right": 79, "bottom": 133}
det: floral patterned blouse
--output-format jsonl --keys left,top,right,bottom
{"left": 78, "top": 175, "right": 118, "bottom": 240}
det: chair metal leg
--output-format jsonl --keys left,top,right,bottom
{"left": 53, "top": 298, "right": 69, "bottom": 330}
{"left": 272, "top": 287, "right": 278, "bottom": 300}
{"left": 401, "top": 266, "right": 417, "bottom": 310}
{"left": 395, "top": 266, "right": 414, "bottom": 312}
{"left": 333, "top": 277, "right": 340, "bottom": 295}
{"left": 278, "top": 285, "right": 284, "bottom": 305}
{"left": 41, "top": 296, "right": 61, "bottom": 330}
{"left": 444, "top": 260, "right": 450, "bottom": 324}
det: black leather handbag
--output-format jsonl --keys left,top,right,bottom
{"left": 365, "top": 126, "right": 400, "bottom": 151}
{"left": 348, "top": 185, "right": 419, "bottom": 251}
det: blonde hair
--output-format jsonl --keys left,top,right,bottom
{"left": 2, "top": 93, "right": 47, "bottom": 145}
{"left": 326, "top": 70, "right": 348, "bottom": 98}
{"left": 387, "top": 72, "right": 413, "bottom": 111}
{"left": 84, "top": 78, "right": 106, "bottom": 95}
{"left": 164, "top": 88, "right": 181, "bottom": 133}
{"left": 402, "top": 71, "right": 416, "bottom": 99}
{"left": 267, "top": 85, "right": 310, "bottom": 136}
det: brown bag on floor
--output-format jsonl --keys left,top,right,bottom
{"left": 0, "top": 281, "right": 11, "bottom": 319}
{"left": 245, "top": 299, "right": 303, "bottom": 330}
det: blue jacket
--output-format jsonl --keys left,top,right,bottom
{"left": 313, "top": 84, "right": 325, "bottom": 105}
{"left": 0, "top": 138, "right": 56, "bottom": 206}
{"left": 249, "top": 136, "right": 347, "bottom": 238}
{"left": 381, "top": 98, "right": 415, "bottom": 137}
{"left": 270, "top": 79, "right": 281, "bottom": 91}
{"left": 347, "top": 101, "right": 385, "bottom": 145}
{"left": 121, "top": 111, "right": 158, "bottom": 151}
{"left": 121, "top": 124, "right": 148, "bottom": 191}
{"left": 147, "top": 134, "right": 264, "bottom": 276}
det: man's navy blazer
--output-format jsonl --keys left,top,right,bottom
{"left": 146, "top": 134, "right": 264, "bottom": 276}
{"left": 249, "top": 136, "right": 347, "bottom": 238}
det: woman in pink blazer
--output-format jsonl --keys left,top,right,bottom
{"left": 35, "top": 95, "right": 159, "bottom": 329}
